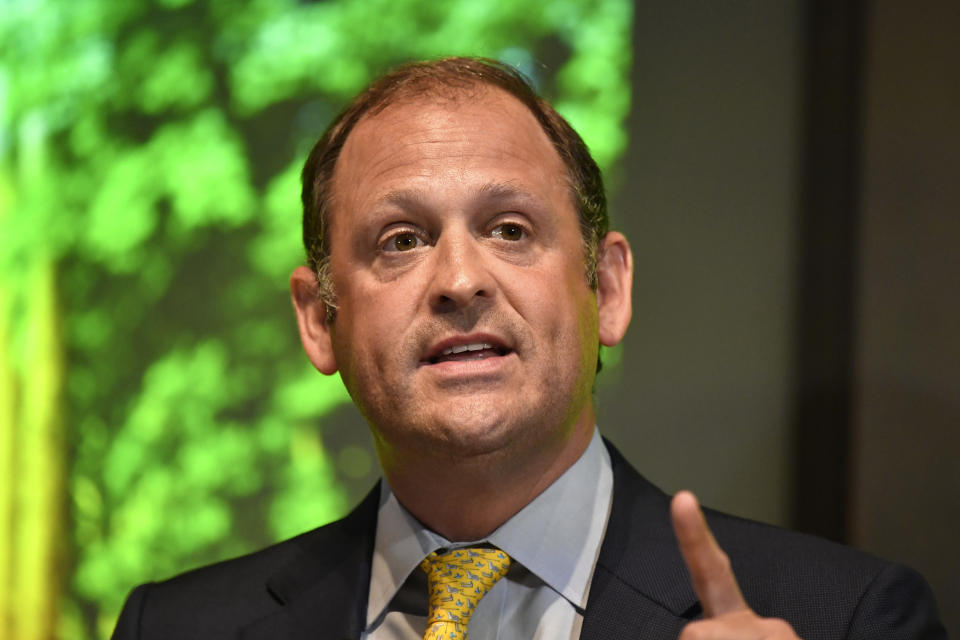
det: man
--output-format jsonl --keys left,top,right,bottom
{"left": 112, "top": 57, "right": 945, "bottom": 639}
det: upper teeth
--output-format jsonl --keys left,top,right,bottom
{"left": 441, "top": 342, "right": 494, "bottom": 356}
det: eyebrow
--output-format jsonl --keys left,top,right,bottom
{"left": 476, "top": 180, "right": 536, "bottom": 202}
{"left": 381, "top": 189, "right": 430, "bottom": 210}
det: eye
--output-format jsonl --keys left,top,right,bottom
{"left": 382, "top": 231, "right": 424, "bottom": 252}
{"left": 491, "top": 222, "right": 526, "bottom": 241}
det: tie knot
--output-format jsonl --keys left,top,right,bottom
{"left": 419, "top": 547, "right": 511, "bottom": 640}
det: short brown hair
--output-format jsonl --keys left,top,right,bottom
{"left": 301, "top": 56, "right": 609, "bottom": 317}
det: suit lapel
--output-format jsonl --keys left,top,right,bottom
{"left": 238, "top": 484, "right": 380, "bottom": 640}
{"left": 580, "top": 442, "right": 700, "bottom": 640}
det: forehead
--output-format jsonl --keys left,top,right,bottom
{"left": 329, "top": 88, "right": 571, "bottom": 215}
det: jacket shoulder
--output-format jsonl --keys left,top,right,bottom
{"left": 704, "top": 510, "right": 946, "bottom": 639}
{"left": 600, "top": 440, "right": 946, "bottom": 639}
{"left": 705, "top": 507, "right": 886, "bottom": 590}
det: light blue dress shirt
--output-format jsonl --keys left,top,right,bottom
{"left": 361, "top": 428, "right": 613, "bottom": 640}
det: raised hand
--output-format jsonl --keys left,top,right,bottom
{"left": 671, "top": 491, "right": 801, "bottom": 639}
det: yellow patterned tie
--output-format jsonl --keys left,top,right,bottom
{"left": 419, "top": 547, "right": 512, "bottom": 640}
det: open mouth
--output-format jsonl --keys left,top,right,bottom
{"left": 422, "top": 340, "right": 513, "bottom": 365}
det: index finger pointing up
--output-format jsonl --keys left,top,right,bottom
{"left": 671, "top": 490, "right": 749, "bottom": 617}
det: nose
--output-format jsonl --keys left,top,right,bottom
{"left": 428, "top": 231, "right": 495, "bottom": 312}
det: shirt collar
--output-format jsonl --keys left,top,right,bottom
{"left": 366, "top": 428, "right": 613, "bottom": 627}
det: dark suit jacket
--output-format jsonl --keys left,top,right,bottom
{"left": 112, "top": 443, "right": 946, "bottom": 639}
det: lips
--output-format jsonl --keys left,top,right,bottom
{"left": 421, "top": 335, "right": 513, "bottom": 365}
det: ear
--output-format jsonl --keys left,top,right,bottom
{"left": 290, "top": 265, "right": 338, "bottom": 375}
{"left": 596, "top": 231, "right": 633, "bottom": 346}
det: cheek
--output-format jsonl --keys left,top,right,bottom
{"left": 332, "top": 318, "right": 404, "bottom": 422}
{"left": 335, "top": 318, "right": 391, "bottom": 380}
{"left": 547, "top": 272, "right": 599, "bottom": 371}
{"left": 521, "top": 274, "right": 597, "bottom": 359}
{"left": 333, "top": 281, "right": 422, "bottom": 385}
{"left": 560, "top": 297, "right": 599, "bottom": 370}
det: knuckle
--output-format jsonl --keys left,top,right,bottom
{"left": 760, "top": 617, "right": 796, "bottom": 636}
{"left": 678, "top": 621, "right": 705, "bottom": 640}
{"left": 716, "top": 549, "right": 732, "bottom": 572}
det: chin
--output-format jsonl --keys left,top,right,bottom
{"left": 422, "top": 403, "right": 528, "bottom": 457}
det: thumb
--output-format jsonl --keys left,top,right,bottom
{"left": 671, "top": 490, "right": 749, "bottom": 617}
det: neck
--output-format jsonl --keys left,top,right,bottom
{"left": 381, "top": 415, "right": 595, "bottom": 541}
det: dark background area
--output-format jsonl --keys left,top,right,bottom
{"left": 597, "top": 1, "right": 958, "bottom": 634}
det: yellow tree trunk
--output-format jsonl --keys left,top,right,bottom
{"left": 0, "top": 256, "right": 65, "bottom": 640}
{"left": 0, "top": 281, "right": 16, "bottom": 640}
{"left": 0, "top": 105, "right": 69, "bottom": 640}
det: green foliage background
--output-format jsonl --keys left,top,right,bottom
{"left": 0, "top": 0, "right": 630, "bottom": 637}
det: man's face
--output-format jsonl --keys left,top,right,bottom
{"left": 321, "top": 88, "right": 600, "bottom": 468}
